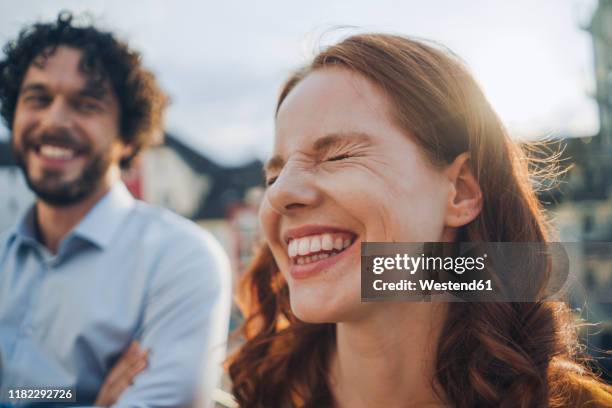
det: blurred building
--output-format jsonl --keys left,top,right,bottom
{"left": 546, "top": 0, "right": 612, "bottom": 377}
{"left": 136, "top": 133, "right": 264, "bottom": 274}
{"left": 591, "top": 0, "right": 612, "bottom": 152}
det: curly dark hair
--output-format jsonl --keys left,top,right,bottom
{"left": 0, "top": 11, "right": 167, "bottom": 168}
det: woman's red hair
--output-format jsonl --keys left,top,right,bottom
{"left": 228, "top": 33, "right": 612, "bottom": 407}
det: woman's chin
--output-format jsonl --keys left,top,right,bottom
{"left": 289, "top": 291, "right": 361, "bottom": 324}
{"left": 294, "top": 310, "right": 335, "bottom": 324}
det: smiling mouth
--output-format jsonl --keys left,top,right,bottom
{"left": 288, "top": 232, "right": 356, "bottom": 265}
{"left": 32, "top": 143, "right": 82, "bottom": 161}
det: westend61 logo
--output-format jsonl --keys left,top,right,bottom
{"left": 360, "top": 242, "right": 584, "bottom": 302}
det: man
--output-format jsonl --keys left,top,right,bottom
{"left": 0, "top": 13, "right": 231, "bottom": 407}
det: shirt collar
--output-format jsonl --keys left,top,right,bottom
{"left": 71, "top": 181, "right": 135, "bottom": 249}
{"left": 12, "top": 205, "right": 39, "bottom": 245}
{"left": 11, "top": 181, "right": 135, "bottom": 251}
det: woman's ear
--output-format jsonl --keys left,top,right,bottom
{"left": 443, "top": 152, "right": 482, "bottom": 228}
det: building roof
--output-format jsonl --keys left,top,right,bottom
{"left": 154, "top": 133, "right": 264, "bottom": 219}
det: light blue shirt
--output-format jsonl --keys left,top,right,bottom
{"left": 0, "top": 182, "right": 232, "bottom": 407}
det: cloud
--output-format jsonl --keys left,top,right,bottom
{"left": 0, "top": 0, "right": 600, "bottom": 163}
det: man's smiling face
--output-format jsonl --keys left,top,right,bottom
{"left": 11, "top": 45, "right": 125, "bottom": 206}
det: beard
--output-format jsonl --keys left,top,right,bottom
{"left": 11, "top": 129, "right": 114, "bottom": 207}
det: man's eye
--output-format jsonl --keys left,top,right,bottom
{"left": 327, "top": 154, "right": 351, "bottom": 162}
{"left": 76, "top": 101, "right": 102, "bottom": 112}
{"left": 24, "top": 95, "right": 50, "bottom": 106}
{"left": 266, "top": 176, "right": 278, "bottom": 186}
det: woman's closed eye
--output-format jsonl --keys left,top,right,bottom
{"left": 324, "top": 153, "right": 356, "bottom": 162}
{"left": 265, "top": 152, "right": 356, "bottom": 186}
{"left": 327, "top": 153, "right": 351, "bottom": 162}
{"left": 266, "top": 176, "right": 278, "bottom": 186}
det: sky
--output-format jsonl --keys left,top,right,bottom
{"left": 0, "top": 0, "right": 601, "bottom": 165}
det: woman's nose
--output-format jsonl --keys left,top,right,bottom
{"left": 265, "top": 164, "right": 321, "bottom": 215}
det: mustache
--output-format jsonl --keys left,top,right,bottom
{"left": 22, "top": 129, "right": 91, "bottom": 153}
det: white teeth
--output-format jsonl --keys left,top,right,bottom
{"left": 321, "top": 234, "right": 333, "bottom": 251}
{"left": 288, "top": 240, "right": 298, "bottom": 258}
{"left": 294, "top": 251, "right": 339, "bottom": 266}
{"left": 298, "top": 238, "right": 310, "bottom": 256}
{"left": 287, "top": 231, "right": 356, "bottom": 264}
{"left": 310, "top": 236, "right": 321, "bottom": 253}
{"left": 39, "top": 144, "right": 75, "bottom": 160}
{"left": 334, "top": 238, "right": 343, "bottom": 251}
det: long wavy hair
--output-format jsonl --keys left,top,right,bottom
{"left": 228, "top": 33, "right": 611, "bottom": 407}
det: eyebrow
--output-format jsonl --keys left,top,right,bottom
{"left": 79, "top": 82, "right": 110, "bottom": 100}
{"left": 19, "top": 81, "right": 110, "bottom": 102}
{"left": 20, "top": 83, "right": 48, "bottom": 95}
{"left": 264, "top": 131, "right": 374, "bottom": 175}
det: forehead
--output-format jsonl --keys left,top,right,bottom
{"left": 21, "top": 46, "right": 89, "bottom": 90}
{"left": 274, "top": 67, "right": 395, "bottom": 151}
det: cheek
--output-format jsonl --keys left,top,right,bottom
{"left": 84, "top": 114, "right": 121, "bottom": 147}
{"left": 12, "top": 110, "right": 30, "bottom": 144}
{"left": 348, "top": 157, "right": 448, "bottom": 241}
{"left": 385, "top": 173, "right": 448, "bottom": 241}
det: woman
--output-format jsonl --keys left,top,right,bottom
{"left": 228, "top": 33, "right": 612, "bottom": 407}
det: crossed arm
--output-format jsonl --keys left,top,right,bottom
{"left": 95, "top": 236, "right": 232, "bottom": 408}
{"left": 95, "top": 341, "right": 149, "bottom": 406}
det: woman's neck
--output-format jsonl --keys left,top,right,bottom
{"left": 329, "top": 302, "right": 448, "bottom": 408}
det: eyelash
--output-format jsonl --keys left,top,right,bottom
{"left": 24, "top": 95, "right": 50, "bottom": 106}
{"left": 76, "top": 102, "right": 101, "bottom": 112}
{"left": 265, "top": 153, "right": 352, "bottom": 187}
{"left": 266, "top": 176, "right": 278, "bottom": 186}
{"left": 22, "top": 95, "right": 101, "bottom": 113}
{"left": 327, "top": 153, "right": 351, "bottom": 162}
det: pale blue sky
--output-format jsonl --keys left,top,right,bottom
{"left": 0, "top": 0, "right": 601, "bottom": 164}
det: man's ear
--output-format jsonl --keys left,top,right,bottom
{"left": 120, "top": 143, "right": 135, "bottom": 163}
{"left": 443, "top": 152, "right": 482, "bottom": 228}
{"left": 112, "top": 141, "right": 135, "bottom": 165}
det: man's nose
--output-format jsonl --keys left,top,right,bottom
{"left": 39, "top": 98, "right": 73, "bottom": 130}
{"left": 265, "top": 164, "right": 321, "bottom": 215}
